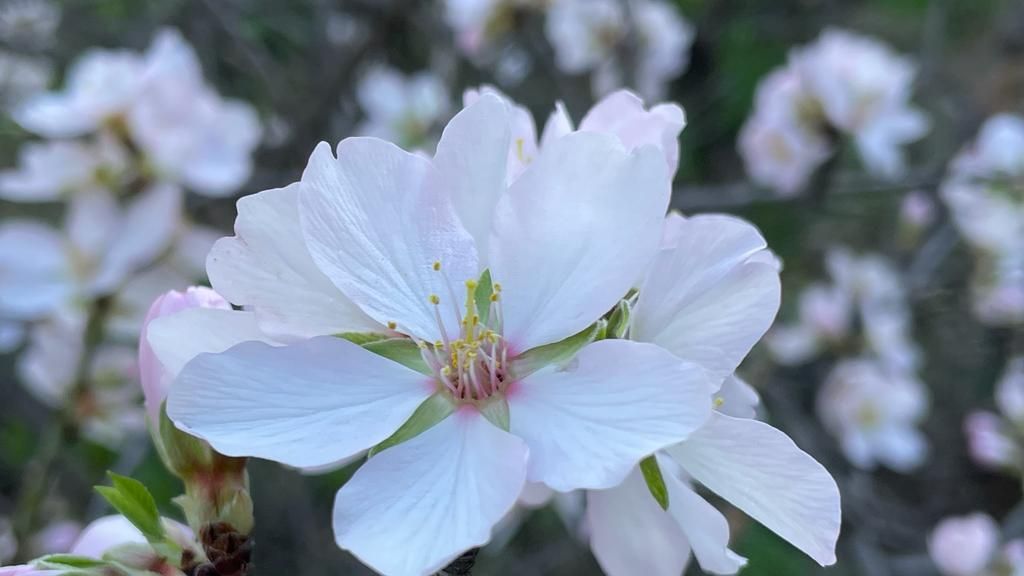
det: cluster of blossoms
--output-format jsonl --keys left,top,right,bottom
{"left": 0, "top": 26, "right": 259, "bottom": 533}
{"left": 355, "top": 65, "right": 451, "bottom": 151}
{"left": 443, "top": 0, "right": 694, "bottom": 99}
{"left": 940, "top": 114, "right": 1024, "bottom": 326}
{"left": 768, "top": 249, "right": 930, "bottom": 471}
{"left": 928, "top": 513, "right": 1024, "bottom": 576}
{"left": 739, "top": 28, "right": 930, "bottom": 195}
{"left": 128, "top": 88, "right": 843, "bottom": 576}
{"left": 965, "top": 358, "right": 1024, "bottom": 475}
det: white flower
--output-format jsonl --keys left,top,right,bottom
{"left": 586, "top": 214, "right": 840, "bottom": 576}
{"left": 964, "top": 411, "right": 1019, "bottom": 471}
{"left": 792, "top": 28, "right": 929, "bottom": 178}
{"left": 928, "top": 513, "right": 999, "bottom": 576}
{"left": 356, "top": 65, "right": 449, "bottom": 150}
{"left": 0, "top": 136, "right": 127, "bottom": 202}
{"left": 818, "top": 358, "right": 928, "bottom": 471}
{"left": 0, "top": 184, "right": 182, "bottom": 322}
{"left": 162, "top": 94, "right": 714, "bottom": 575}
{"left": 632, "top": 0, "right": 695, "bottom": 100}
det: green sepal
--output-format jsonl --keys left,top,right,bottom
{"left": 510, "top": 322, "right": 600, "bottom": 379}
{"left": 474, "top": 269, "right": 494, "bottom": 326}
{"left": 94, "top": 473, "right": 166, "bottom": 544}
{"left": 640, "top": 455, "right": 670, "bottom": 510}
{"left": 369, "top": 393, "right": 456, "bottom": 457}
{"left": 363, "top": 338, "right": 430, "bottom": 375}
{"left": 605, "top": 299, "right": 631, "bottom": 339}
{"left": 335, "top": 332, "right": 391, "bottom": 345}
{"left": 35, "top": 554, "right": 109, "bottom": 569}
{"left": 479, "top": 395, "right": 510, "bottom": 431}
{"left": 158, "top": 402, "right": 215, "bottom": 477}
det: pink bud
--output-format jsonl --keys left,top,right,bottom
{"left": 928, "top": 513, "right": 998, "bottom": 576}
{"left": 138, "top": 287, "right": 230, "bottom": 424}
{"left": 964, "top": 411, "right": 1019, "bottom": 470}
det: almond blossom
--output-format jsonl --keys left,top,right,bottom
{"left": 965, "top": 358, "right": 1024, "bottom": 473}
{"left": 740, "top": 28, "right": 929, "bottom": 194}
{"left": 929, "top": 513, "right": 1024, "bottom": 576}
{"left": 355, "top": 65, "right": 449, "bottom": 151}
{"left": 162, "top": 93, "right": 716, "bottom": 575}
{"left": 585, "top": 213, "right": 840, "bottom": 576}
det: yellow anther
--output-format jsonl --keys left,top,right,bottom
{"left": 441, "top": 366, "right": 452, "bottom": 376}
{"left": 471, "top": 315, "right": 479, "bottom": 326}
{"left": 713, "top": 396, "right": 725, "bottom": 408}
{"left": 429, "top": 294, "right": 440, "bottom": 305}
{"left": 465, "top": 279, "right": 477, "bottom": 290}
{"left": 435, "top": 340, "right": 443, "bottom": 348}
{"left": 515, "top": 138, "right": 528, "bottom": 163}
{"left": 493, "top": 283, "right": 502, "bottom": 292}
{"left": 489, "top": 293, "right": 499, "bottom": 302}
{"left": 432, "top": 261, "right": 442, "bottom": 271}
{"left": 387, "top": 321, "right": 397, "bottom": 330}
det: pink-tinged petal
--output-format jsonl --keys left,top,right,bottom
{"left": 491, "top": 132, "right": 669, "bottom": 352}
{"left": 668, "top": 413, "right": 841, "bottom": 566}
{"left": 334, "top": 409, "right": 527, "bottom": 576}
{"left": 138, "top": 287, "right": 232, "bottom": 422}
{"left": 90, "top": 183, "right": 184, "bottom": 295}
{"left": 208, "top": 183, "right": 378, "bottom": 341}
{"left": 0, "top": 220, "right": 73, "bottom": 320}
{"left": 145, "top": 307, "right": 273, "bottom": 422}
{"left": 539, "top": 101, "right": 573, "bottom": 149}
{"left": 634, "top": 214, "right": 780, "bottom": 381}
{"left": 166, "top": 337, "right": 434, "bottom": 468}
{"left": 461, "top": 86, "right": 535, "bottom": 184}
{"left": 587, "top": 466, "right": 691, "bottom": 576}
{"left": 299, "top": 140, "right": 478, "bottom": 343}
{"left": 508, "top": 339, "right": 714, "bottom": 491}
{"left": 578, "top": 90, "right": 686, "bottom": 173}
{"left": 430, "top": 93, "right": 511, "bottom": 266}
{"left": 667, "top": 477, "right": 748, "bottom": 575}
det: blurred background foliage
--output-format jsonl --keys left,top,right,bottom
{"left": 2, "top": 0, "right": 1023, "bottom": 574}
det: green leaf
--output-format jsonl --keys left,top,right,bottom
{"left": 479, "top": 396, "right": 510, "bottom": 431}
{"left": 363, "top": 338, "right": 430, "bottom": 374}
{"left": 510, "top": 323, "right": 600, "bottom": 379}
{"left": 474, "top": 269, "right": 494, "bottom": 326}
{"left": 36, "top": 554, "right": 109, "bottom": 568}
{"left": 604, "top": 300, "right": 631, "bottom": 339}
{"left": 336, "top": 332, "right": 391, "bottom": 345}
{"left": 94, "top": 473, "right": 165, "bottom": 543}
{"left": 369, "top": 393, "right": 456, "bottom": 457}
{"left": 640, "top": 455, "right": 669, "bottom": 510}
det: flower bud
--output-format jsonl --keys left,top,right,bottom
{"left": 928, "top": 513, "right": 998, "bottom": 576}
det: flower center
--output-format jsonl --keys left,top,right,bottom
{"left": 418, "top": 262, "right": 509, "bottom": 403}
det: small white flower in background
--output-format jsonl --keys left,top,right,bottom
{"left": 929, "top": 513, "right": 999, "bottom": 576}
{"left": 817, "top": 358, "right": 928, "bottom": 471}
{"left": 161, "top": 93, "right": 725, "bottom": 575}
{"left": 941, "top": 114, "right": 1024, "bottom": 327}
{"left": 0, "top": 135, "right": 128, "bottom": 202}
{"left": 965, "top": 358, "right": 1024, "bottom": 473}
{"left": 740, "top": 28, "right": 928, "bottom": 194}
{"left": 13, "top": 28, "right": 261, "bottom": 197}
{"left": 0, "top": 51, "right": 51, "bottom": 110}
{"left": 0, "top": 0, "right": 60, "bottom": 49}
{"left": 356, "top": 65, "right": 449, "bottom": 151}
{"left": 545, "top": 0, "right": 694, "bottom": 100}
{"left": 27, "top": 521, "right": 82, "bottom": 558}
{"left": 444, "top": 0, "right": 547, "bottom": 57}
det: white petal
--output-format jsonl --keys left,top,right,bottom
{"left": 146, "top": 307, "right": 274, "bottom": 377}
{"left": 634, "top": 214, "right": 780, "bottom": 380}
{"left": 539, "top": 101, "right": 573, "bottom": 149}
{"left": 491, "top": 132, "right": 669, "bottom": 352}
{"left": 334, "top": 409, "right": 527, "bottom": 576}
{"left": 668, "top": 413, "right": 841, "bottom": 566}
{"left": 90, "top": 183, "right": 183, "bottom": 294}
{"left": 667, "top": 477, "right": 748, "bottom": 575}
{"left": 578, "top": 90, "right": 686, "bottom": 173}
{"left": 431, "top": 93, "right": 510, "bottom": 266}
{"left": 70, "top": 515, "right": 146, "bottom": 557}
{"left": 299, "top": 140, "right": 478, "bottom": 342}
{"left": 166, "top": 336, "right": 434, "bottom": 468}
{"left": 587, "top": 467, "right": 691, "bottom": 576}
{"left": 0, "top": 220, "right": 73, "bottom": 319}
{"left": 208, "top": 183, "right": 379, "bottom": 340}
{"left": 508, "top": 339, "right": 713, "bottom": 491}
{"left": 716, "top": 375, "right": 761, "bottom": 419}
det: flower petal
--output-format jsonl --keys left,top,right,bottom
{"left": 491, "top": 132, "right": 669, "bottom": 352}
{"left": 634, "top": 214, "right": 780, "bottom": 381}
{"left": 166, "top": 336, "right": 434, "bottom": 468}
{"left": 0, "top": 220, "right": 72, "bottom": 320}
{"left": 668, "top": 413, "right": 841, "bottom": 566}
{"left": 508, "top": 339, "right": 713, "bottom": 491}
{"left": 146, "top": 307, "right": 273, "bottom": 377}
{"left": 334, "top": 408, "right": 527, "bottom": 576}
{"left": 208, "top": 183, "right": 378, "bottom": 340}
{"left": 586, "top": 466, "right": 691, "bottom": 576}
{"left": 432, "top": 94, "right": 511, "bottom": 266}
{"left": 299, "top": 139, "right": 478, "bottom": 342}
{"left": 667, "top": 476, "right": 748, "bottom": 575}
